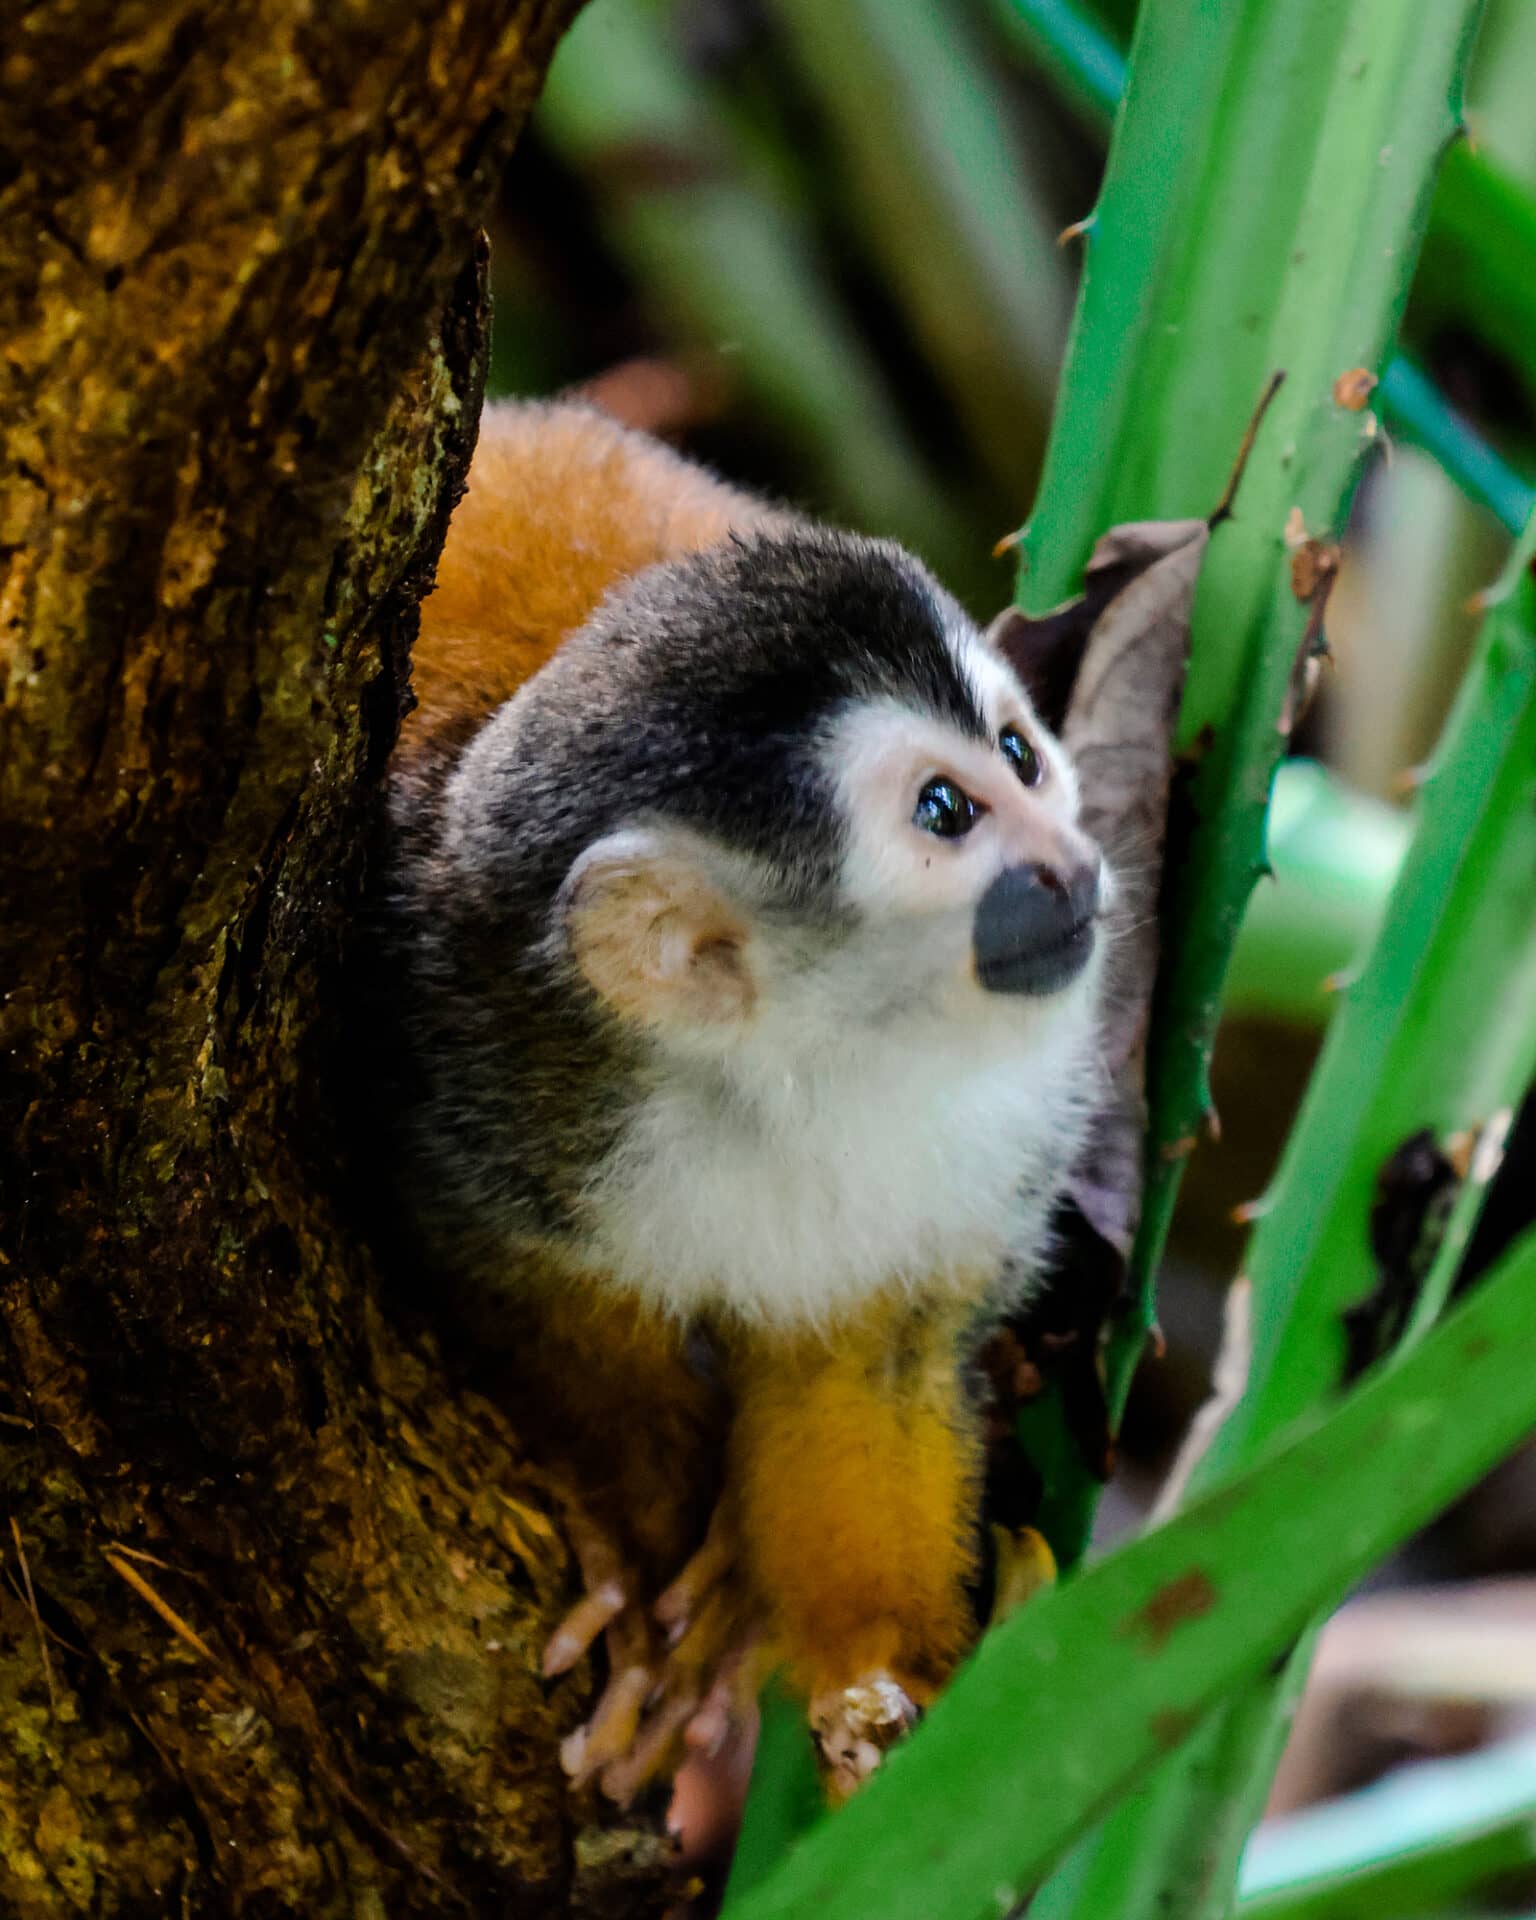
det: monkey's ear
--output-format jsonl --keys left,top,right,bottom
{"left": 562, "top": 830, "right": 756, "bottom": 1028}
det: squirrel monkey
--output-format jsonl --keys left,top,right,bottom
{"left": 374, "top": 401, "right": 1107, "bottom": 1803}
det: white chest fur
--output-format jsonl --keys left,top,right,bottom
{"left": 581, "top": 985, "right": 1101, "bottom": 1326}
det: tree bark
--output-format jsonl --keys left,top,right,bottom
{"left": 0, "top": 5, "right": 672, "bottom": 1913}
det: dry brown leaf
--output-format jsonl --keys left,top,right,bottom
{"left": 1289, "top": 538, "right": 1340, "bottom": 604}
{"left": 992, "top": 374, "right": 1285, "bottom": 1482}
{"left": 1067, "top": 519, "right": 1209, "bottom": 1255}
{"left": 1332, "top": 367, "right": 1379, "bottom": 411}
{"left": 988, "top": 516, "right": 1207, "bottom": 1473}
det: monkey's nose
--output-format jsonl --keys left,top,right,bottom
{"left": 973, "top": 859, "right": 1099, "bottom": 997}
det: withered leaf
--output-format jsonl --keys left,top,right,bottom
{"left": 988, "top": 519, "right": 1204, "bottom": 740}
{"left": 1288, "top": 537, "right": 1339, "bottom": 605}
{"left": 991, "top": 374, "right": 1284, "bottom": 1489}
{"left": 1001, "top": 514, "right": 1208, "bottom": 1262}
{"left": 1332, "top": 367, "right": 1378, "bottom": 411}
{"left": 992, "top": 516, "right": 1207, "bottom": 1483}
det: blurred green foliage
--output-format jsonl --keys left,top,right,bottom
{"left": 496, "top": 3, "right": 1536, "bottom": 1914}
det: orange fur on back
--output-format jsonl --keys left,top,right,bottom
{"left": 403, "top": 401, "right": 775, "bottom": 766}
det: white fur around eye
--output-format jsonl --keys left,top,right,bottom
{"left": 822, "top": 694, "right": 1094, "bottom": 924}
{"left": 947, "top": 621, "right": 1081, "bottom": 812}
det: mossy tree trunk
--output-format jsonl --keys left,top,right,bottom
{"left": 0, "top": 5, "right": 670, "bottom": 1913}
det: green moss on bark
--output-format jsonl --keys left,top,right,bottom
{"left": 0, "top": 4, "right": 672, "bottom": 1913}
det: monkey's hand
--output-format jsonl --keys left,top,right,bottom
{"left": 804, "top": 1524, "right": 1057, "bottom": 1797}
{"left": 545, "top": 1504, "right": 765, "bottom": 1805}
{"left": 809, "top": 1674, "right": 921, "bottom": 1803}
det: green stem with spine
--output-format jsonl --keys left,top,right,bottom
{"left": 991, "top": 0, "right": 1536, "bottom": 532}
{"left": 719, "top": 1222, "right": 1536, "bottom": 1920}
{"left": 1010, "top": 0, "right": 1489, "bottom": 1553}
{"left": 1030, "top": 507, "right": 1536, "bottom": 1920}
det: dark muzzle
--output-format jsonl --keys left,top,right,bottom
{"left": 973, "top": 860, "right": 1099, "bottom": 997}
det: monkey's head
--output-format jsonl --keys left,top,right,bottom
{"left": 399, "top": 528, "right": 1108, "bottom": 1321}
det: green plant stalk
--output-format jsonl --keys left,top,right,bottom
{"left": 1032, "top": 506, "right": 1536, "bottom": 1920}
{"left": 771, "top": 0, "right": 1068, "bottom": 499}
{"left": 992, "top": 0, "right": 1536, "bottom": 529}
{"left": 1088, "top": 522, "right": 1536, "bottom": 1920}
{"left": 1222, "top": 761, "right": 1406, "bottom": 1025}
{"left": 719, "top": 1224, "right": 1536, "bottom": 1920}
{"left": 1004, "top": 0, "right": 1486, "bottom": 1548}
{"left": 1237, "top": 1735, "right": 1536, "bottom": 1919}
{"left": 1024, "top": 1675, "right": 1301, "bottom": 1920}
{"left": 537, "top": 0, "right": 983, "bottom": 595}
{"left": 1201, "top": 516, "right": 1536, "bottom": 1457}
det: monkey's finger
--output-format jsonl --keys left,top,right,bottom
{"left": 543, "top": 1577, "right": 628, "bottom": 1677}
{"left": 558, "top": 1494, "right": 633, "bottom": 1599}
{"left": 654, "top": 1508, "right": 734, "bottom": 1643}
{"left": 599, "top": 1687, "right": 702, "bottom": 1806}
{"left": 684, "top": 1632, "right": 768, "bottom": 1759}
{"left": 988, "top": 1523, "right": 1057, "bottom": 1625}
{"left": 561, "top": 1661, "right": 654, "bottom": 1783}
{"left": 663, "top": 1579, "right": 737, "bottom": 1673}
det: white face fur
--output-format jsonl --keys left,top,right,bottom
{"left": 571, "top": 620, "right": 1109, "bottom": 1328}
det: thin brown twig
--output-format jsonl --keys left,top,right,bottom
{"left": 102, "top": 1546, "right": 230, "bottom": 1677}
{"left": 11, "top": 1514, "right": 59, "bottom": 1713}
{"left": 103, "top": 1541, "right": 194, "bottom": 1577}
{"left": 3, "top": 1566, "right": 88, "bottom": 1658}
{"left": 1210, "top": 369, "right": 1288, "bottom": 526}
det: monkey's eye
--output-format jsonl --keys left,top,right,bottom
{"left": 1000, "top": 725, "right": 1044, "bottom": 788}
{"left": 913, "top": 777, "right": 978, "bottom": 838}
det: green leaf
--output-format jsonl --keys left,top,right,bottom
{"left": 990, "top": 0, "right": 1536, "bottom": 533}
{"left": 721, "top": 1225, "right": 1536, "bottom": 1920}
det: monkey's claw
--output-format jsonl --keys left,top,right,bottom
{"left": 989, "top": 1522, "right": 1057, "bottom": 1623}
{"left": 654, "top": 1509, "right": 734, "bottom": 1646}
{"left": 809, "top": 1674, "right": 919, "bottom": 1802}
{"left": 544, "top": 1578, "right": 629, "bottom": 1678}
{"left": 548, "top": 1499, "right": 761, "bottom": 1804}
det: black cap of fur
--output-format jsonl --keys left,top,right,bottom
{"left": 465, "top": 528, "right": 987, "bottom": 911}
